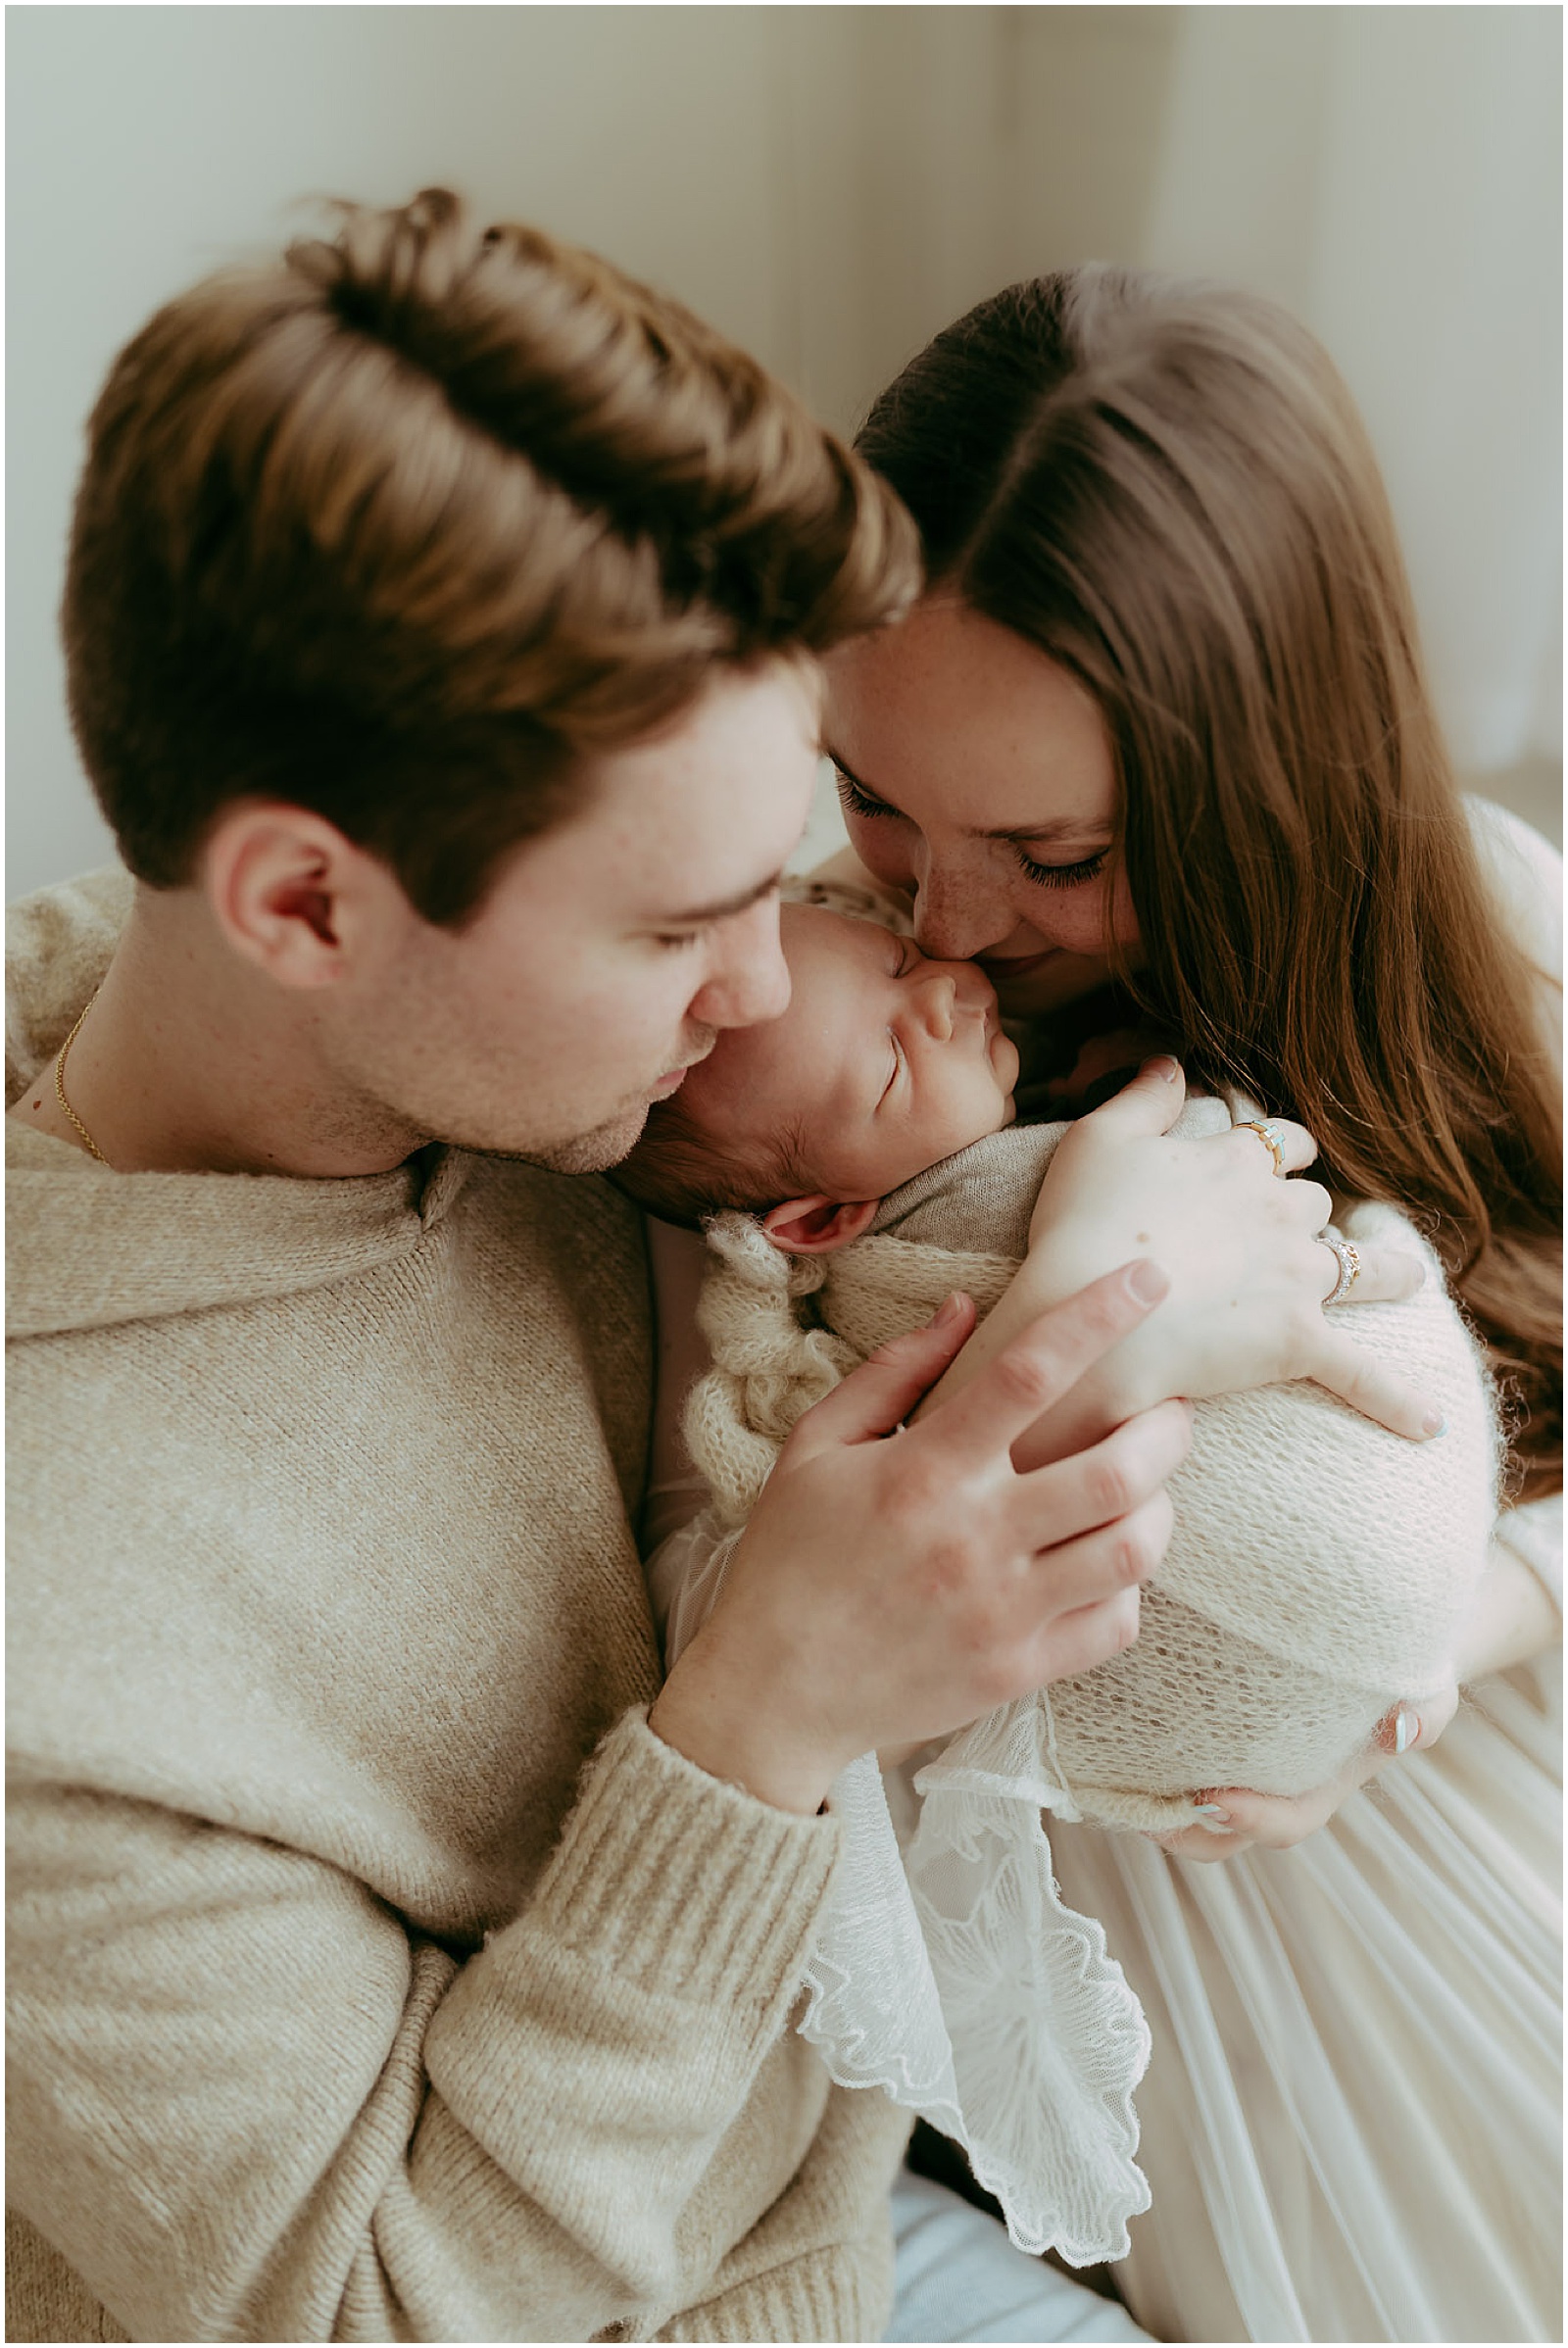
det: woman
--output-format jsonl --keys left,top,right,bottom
{"left": 814, "top": 269, "right": 1560, "bottom": 2342}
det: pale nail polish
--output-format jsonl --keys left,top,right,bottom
{"left": 1394, "top": 1708, "right": 1420, "bottom": 1755}
{"left": 1422, "top": 1413, "right": 1446, "bottom": 1439}
{"left": 1194, "top": 1801, "right": 1231, "bottom": 1822}
{"left": 1126, "top": 1258, "right": 1169, "bottom": 1305}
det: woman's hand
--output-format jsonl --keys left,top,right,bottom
{"left": 940, "top": 1058, "right": 1437, "bottom": 1452}
{"left": 1150, "top": 1692, "right": 1459, "bottom": 1861}
{"left": 1147, "top": 1541, "right": 1559, "bottom": 1861}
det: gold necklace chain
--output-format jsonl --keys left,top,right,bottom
{"left": 54, "top": 989, "right": 110, "bottom": 1164}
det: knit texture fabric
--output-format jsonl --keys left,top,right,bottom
{"left": 686, "top": 1106, "right": 1500, "bottom": 1831}
{"left": 7, "top": 869, "right": 911, "bottom": 2345}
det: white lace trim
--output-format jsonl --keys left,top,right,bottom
{"left": 648, "top": 1516, "right": 1152, "bottom": 2263}
{"left": 799, "top": 1707, "right": 1152, "bottom": 2266}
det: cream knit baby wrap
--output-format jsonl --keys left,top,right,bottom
{"left": 685, "top": 1101, "right": 1497, "bottom": 1827}
{"left": 661, "top": 1101, "right": 1499, "bottom": 2262}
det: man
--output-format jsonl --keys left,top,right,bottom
{"left": 7, "top": 189, "right": 1196, "bottom": 2342}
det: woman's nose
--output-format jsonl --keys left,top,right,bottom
{"left": 911, "top": 862, "right": 1012, "bottom": 963}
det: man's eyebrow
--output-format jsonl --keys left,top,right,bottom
{"left": 653, "top": 867, "right": 786, "bottom": 926}
{"left": 826, "top": 751, "right": 1109, "bottom": 847}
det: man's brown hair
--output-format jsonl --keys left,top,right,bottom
{"left": 63, "top": 188, "right": 919, "bottom": 923}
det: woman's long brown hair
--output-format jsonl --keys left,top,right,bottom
{"left": 858, "top": 269, "right": 1561, "bottom": 1498}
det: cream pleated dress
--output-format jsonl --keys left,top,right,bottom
{"left": 1048, "top": 1539, "right": 1560, "bottom": 2343}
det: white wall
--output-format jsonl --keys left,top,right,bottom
{"left": 6, "top": 5, "right": 822, "bottom": 892}
{"left": 7, "top": 5, "right": 1559, "bottom": 900}
{"left": 1145, "top": 4, "right": 1562, "bottom": 798}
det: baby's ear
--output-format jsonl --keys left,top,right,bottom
{"left": 761, "top": 1195, "right": 880, "bottom": 1254}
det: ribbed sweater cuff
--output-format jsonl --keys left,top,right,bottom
{"left": 662, "top": 2243, "right": 888, "bottom": 2342}
{"left": 530, "top": 1707, "right": 842, "bottom": 2005}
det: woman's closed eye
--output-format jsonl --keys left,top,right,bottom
{"left": 1012, "top": 844, "right": 1110, "bottom": 891}
{"left": 834, "top": 768, "right": 899, "bottom": 825}
{"left": 835, "top": 761, "right": 1109, "bottom": 894}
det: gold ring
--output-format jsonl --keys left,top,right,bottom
{"left": 1236, "top": 1118, "right": 1287, "bottom": 1176}
{"left": 1320, "top": 1233, "right": 1361, "bottom": 1306}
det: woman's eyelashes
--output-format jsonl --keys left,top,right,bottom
{"left": 1011, "top": 844, "right": 1110, "bottom": 891}
{"left": 833, "top": 770, "right": 896, "bottom": 824}
{"left": 834, "top": 767, "right": 1108, "bottom": 895}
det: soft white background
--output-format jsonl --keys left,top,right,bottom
{"left": 7, "top": 4, "right": 1560, "bottom": 900}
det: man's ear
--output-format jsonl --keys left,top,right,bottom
{"left": 199, "top": 803, "right": 396, "bottom": 989}
{"left": 761, "top": 1195, "right": 880, "bottom": 1253}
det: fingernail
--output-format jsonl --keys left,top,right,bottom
{"left": 1125, "top": 1258, "right": 1169, "bottom": 1305}
{"left": 1422, "top": 1412, "right": 1446, "bottom": 1440}
{"left": 1194, "top": 1801, "right": 1231, "bottom": 1822}
{"left": 1142, "top": 1054, "right": 1180, "bottom": 1082}
{"left": 933, "top": 1291, "right": 967, "bottom": 1331}
{"left": 1394, "top": 1708, "right": 1419, "bottom": 1755}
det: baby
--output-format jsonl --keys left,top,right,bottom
{"left": 618, "top": 898, "right": 1497, "bottom": 2263}
{"left": 621, "top": 896, "right": 1024, "bottom": 1249}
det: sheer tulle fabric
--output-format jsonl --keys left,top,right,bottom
{"left": 1048, "top": 1649, "right": 1561, "bottom": 2343}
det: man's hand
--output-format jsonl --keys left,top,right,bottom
{"left": 649, "top": 1261, "right": 1192, "bottom": 1814}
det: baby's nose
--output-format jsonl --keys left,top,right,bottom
{"left": 917, "top": 971, "right": 957, "bottom": 1042}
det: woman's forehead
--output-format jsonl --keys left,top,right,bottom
{"left": 826, "top": 604, "right": 1114, "bottom": 833}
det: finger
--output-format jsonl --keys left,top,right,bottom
{"left": 1029, "top": 1583, "right": 1143, "bottom": 1684}
{"left": 1281, "top": 1176, "right": 1335, "bottom": 1230}
{"left": 1301, "top": 1325, "right": 1446, "bottom": 1442}
{"left": 1231, "top": 1115, "right": 1318, "bottom": 1175}
{"left": 1016, "top": 1483, "right": 1176, "bottom": 1632}
{"left": 1319, "top": 1239, "right": 1425, "bottom": 1306}
{"left": 1372, "top": 1701, "right": 1431, "bottom": 1755}
{"left": 1065, "top": 1055, "right": 1188, "bottom": 1141}
{"left": 1150, "top": 1823, "right": 1255, "bottom": 1862}
{"left": 782, "top": 1291, "right": 977, "bottom": 1463}
{"left": 931, "top": 1259, "right": 1171, "bottom": 1465}
{"left": 1012, "top": 1405, "right": 1189, "bottom": 1563}
{"left": 1189, "top": 1780, "right": 1343, "bottom": 1848}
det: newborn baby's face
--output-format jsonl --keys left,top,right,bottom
{"left": 681, "top": 904, "right": 1019, "bottom": 1199}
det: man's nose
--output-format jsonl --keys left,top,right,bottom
{"left": 691, "top": 900, "right": 792, "bottom": 1030}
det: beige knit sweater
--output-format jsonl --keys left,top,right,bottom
{"left": 6, "top": 871, "right": 909, "bottom": 2346}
